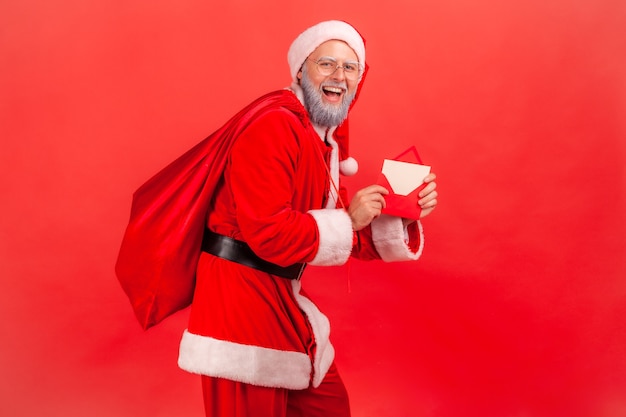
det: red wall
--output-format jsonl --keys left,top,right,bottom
{"left": 1, "top": 1, "right": 625, "bottom": 416}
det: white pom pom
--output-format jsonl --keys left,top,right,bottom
{"left": 339, "top": 157, "right": 358, "bottom": 176}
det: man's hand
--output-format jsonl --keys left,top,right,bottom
{"left": 401, "top": 172, "right": 438, "bottom": 226}
{"left": 348, "top": 185, "right": 389, "bottom": 231}
{"left": 418, "top": 173, "right": 438, "bottom": 219}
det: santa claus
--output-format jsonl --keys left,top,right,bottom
{"left": 117, "top": 19, "right": 438, "bottom": 417}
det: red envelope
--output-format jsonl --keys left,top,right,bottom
{"left": 376, "top": 146, "right": 431, "bottom": 220}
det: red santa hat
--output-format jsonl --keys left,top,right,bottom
{"left": 287, "top": 20, "right": 365, "bottom": 176}
{"left": 287, "top": 20, "right": 366, "bottom": 83}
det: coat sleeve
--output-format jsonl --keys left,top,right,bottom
{"left": 349, "top": 192, "right": 425, "bottom": 262}
{"left": 228, "top": 108, "right": 424, "bottom": 267}
{"left": 227, "top": 109, "right": 326, "bottom": 266}
{"left": 354, "top": 216, "right": 425, "bottom": 262}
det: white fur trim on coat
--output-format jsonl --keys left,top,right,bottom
{"left": 371, "top": 215, "right": 425, "bottom": 262}
{"left": 308, "top": 208, "right": 353, "bottom": 266}
{"left": 178, "top": 331, "right": 312, "bottom": 389}
{"left": 291, "top": 279, "right": 335, "bottom": 388}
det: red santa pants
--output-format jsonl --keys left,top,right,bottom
{"left": 201, "top": 362, "right": 351, "bottom": 417}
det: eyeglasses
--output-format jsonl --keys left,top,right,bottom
{"left": 307, "top": 57, "right": 363, "bottom": 80}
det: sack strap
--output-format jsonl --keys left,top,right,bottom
{"left": 201, "top": 229, "right": 306, "bottom": 280}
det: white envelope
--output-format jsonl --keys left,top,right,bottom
{"left": 381, "top": 159, "right": 431, "bottom": 195}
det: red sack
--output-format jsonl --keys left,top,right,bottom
{"left": 115, "top": 90, "right": 306, "bottom": 329}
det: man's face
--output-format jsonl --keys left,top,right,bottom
{"left": 298, "top": 40, "right": 360, "bottom": 127}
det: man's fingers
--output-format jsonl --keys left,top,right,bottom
{"left": 360, "top": 184, "right": 389, "bottom": 196}
{"left": 423, "top": 173, "right": 437, "bottom": 183}
{"left": 419, "top": 181, "right": 437, "bottom": 198}
{"left": 419, "top": 190, "right": 438, "bottom": 205}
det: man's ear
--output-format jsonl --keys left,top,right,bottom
{"left": 297, "top": 69, "right": 302, "bottom": 83}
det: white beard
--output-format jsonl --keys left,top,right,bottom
{"left": 300, "top": 66, "right": 355, "bottom": 127}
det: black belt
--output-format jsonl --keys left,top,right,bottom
{"left": 201, "top": 229, "right": 306, "bottom": 280}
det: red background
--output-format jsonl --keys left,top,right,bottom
{"left": 1, "top": 1, "right": 625, "bottom": 416}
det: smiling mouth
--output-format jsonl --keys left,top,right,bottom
{"left": 322, "top": 86, "right": 345, "bottom": 101}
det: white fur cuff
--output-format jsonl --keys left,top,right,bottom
{"left": 308, "top": 209, "right": 353, "bottom": 266}
{"left": 371, "top": 215, "right": 424, "bottom": 262}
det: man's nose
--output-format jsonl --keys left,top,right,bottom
{"left": 331, "top": 66, "right": 346, "bottom": 80}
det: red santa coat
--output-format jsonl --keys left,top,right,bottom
{"left": 177, "top": 86, "right": 424, "bottom": 389}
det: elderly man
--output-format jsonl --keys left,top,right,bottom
{"left": 175, "top": 20, "right": 438, "bottom": 416}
